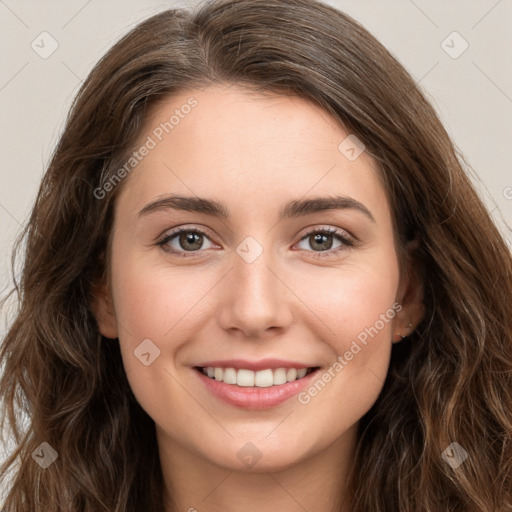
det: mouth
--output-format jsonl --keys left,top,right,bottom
{"left": 194, "top": 366, "right": 319, "bottom": 387}
{"left": 193, "top": 365, "right": 321, "bottom": 410}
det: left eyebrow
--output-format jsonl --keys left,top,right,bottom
{"left": 137, "top": 194, "right": 376, "bottom": 223}
{"left": 280, "top": 195, "right": 376, "bottom": 223}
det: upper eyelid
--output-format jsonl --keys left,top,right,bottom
{"left": 158, "top": 225, "right": 217, "bottom": 244}
{"left": 300, "top": 225, "right": 353, "bottom": 238}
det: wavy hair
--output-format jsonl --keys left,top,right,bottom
{"left": 1, "top": 0, "right": 511, "bottom": 510}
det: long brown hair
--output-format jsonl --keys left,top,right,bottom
{"left": 1, "top": 0, "right": 511, "bottom": 510}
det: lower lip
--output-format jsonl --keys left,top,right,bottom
{"left": 193, "top": 367, "right": 320, "bottom": 410}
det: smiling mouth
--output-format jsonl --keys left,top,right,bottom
{"left": 194, "top": 366, "right": 320, "bottom": 388}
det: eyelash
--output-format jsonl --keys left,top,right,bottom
{"left": 156, "top": 225, "right": 356, "bottom": 259}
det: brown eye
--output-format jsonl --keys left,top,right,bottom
{"left": 158, "top": 228, "right": 215, "bottom": 256}
{"left": 177, "top": 231, "right": 205, "bottom": 251}
{"left": 296, "top": 227, "right": 356, "bottom": 258}
{"left": 307, "top": 232, "right": 335, "bottom": 251}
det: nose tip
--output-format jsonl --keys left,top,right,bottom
{"left": 216, "top": 243, "right": 294, "bottom": 338}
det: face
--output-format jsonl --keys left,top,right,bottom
{"left": 95, "top": 84, "right": 420, "bottom": 473}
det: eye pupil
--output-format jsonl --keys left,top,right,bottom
{"left": 310, "top": 233, "right": 333, "bottom": 251}
{"left": 180, "top": 231, "right": 203, "bottom": 251}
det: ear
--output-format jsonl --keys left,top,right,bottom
{"left": 90, "top": 282, "right": 119, "bottom": 339}
{"left": 392, "top": 239, "right": 425, "bottom": 343}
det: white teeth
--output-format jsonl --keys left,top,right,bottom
{"left": 223, "top": 367, "right": 237, "bottom": 384}
{"left": 254, "top": 369, "right": 274, "bottom": 388}
{"left": 201, "top": 366, "right": 314, "bottom": 387}
{"left": 296, "top": 368, "right": 307, "bottom": 379}
{"left": 273, "top": 368, "right": 287, "bottom": 385}
{"left": 286, "top": 368, "right": 297, "bottom": 382}
{"left": 237, "top": 369, "right": 254, "bottom": 387}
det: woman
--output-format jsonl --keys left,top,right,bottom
{"left": 1, "top": 0, "right": 511, "bottom": 510}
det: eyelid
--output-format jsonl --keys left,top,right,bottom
{"left": 296, "top": 224, "right": 355, "bottom": 241}
{"left": 157, "top": 224, "right": 216, "bottom": 243}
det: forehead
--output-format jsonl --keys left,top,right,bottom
{"left": 115, "top": 84, "right": 390, "bottom": 226}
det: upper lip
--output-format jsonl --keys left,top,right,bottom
{"left": 194, "top": 359, "right": 317, "bottom": 371}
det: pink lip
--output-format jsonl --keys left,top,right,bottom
{"left": 193, "top": 367, "right": 320, "bottom": 410}
{"left": 194, "top": 358, "right": 312, "bottom": 371}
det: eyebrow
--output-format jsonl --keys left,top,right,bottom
{"left": 137, "top": 194, "right": 376, "bottom": 223}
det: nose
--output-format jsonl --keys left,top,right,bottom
{"left": 216, "top": 244, "right": 295, "bottom": 339}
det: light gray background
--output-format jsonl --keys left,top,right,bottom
{"left": 0, "top": 0, "right": 511, "bottom": 494}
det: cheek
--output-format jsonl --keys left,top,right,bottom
{"left": 292, "top": 261, "right": 399, "bottom": 437}
{"left": 296, "top": 247, "right": 400, "bottom": 398}
{"left": 108, "top": 257, "right": 207, "bottom": 423}
{"left": 110, "top": 254, "right": 219, "bottom": 371}
{"left": 303, "top": 257, "right": 399, "bottom": 345}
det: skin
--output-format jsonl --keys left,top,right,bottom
{"left": 94, "top": 84, "right": 424, "bottom": 512}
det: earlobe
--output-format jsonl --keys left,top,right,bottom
{"left": 90, "top": 283, "right": 119, "bottom": 339}
{"left": 392, "top": 319, "right": 412, "bottom": 343}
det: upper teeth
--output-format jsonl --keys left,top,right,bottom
{"left": 202, "top": 367, "right": 310, "bottom": 387}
